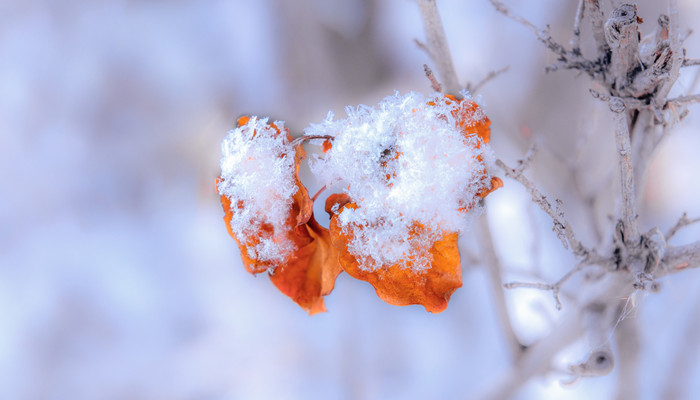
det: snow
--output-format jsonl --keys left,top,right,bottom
{"left": 218, "top": 117, "right": 299, "bottom": 264}
{"left": 307, "top": 92, "right": 494, "bottom": 271}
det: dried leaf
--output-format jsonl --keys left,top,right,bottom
{"left": 326, "top": 198, "right": 462, "bottom": 313}
{"left": 218, "top": 117, "right": 341, "bottom": 314}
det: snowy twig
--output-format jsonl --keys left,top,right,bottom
{"left": 418, "top": 0, "right": 460, "bottom": 95}
{"left": 666, "top": 212, "right": 700, "bottom": 241}
{"left": 496, "top": 158, "right": 592, "bottom": 258}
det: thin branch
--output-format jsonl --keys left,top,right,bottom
{"left": 665, "top": 94, "right": 700, "bottom": 107}
{"left": 605, "top": 4, "right": 641, "bottom": 93}
{"left": 570, "top": 0, "right": 585, "bottom": 56}
{"left": 682, "top": 58, "right": 700, "bottom": 67}
{"left": 490, "top": 0, "right": 548, "bottom": 43}
{"left": 478, "top": 212, "right": 525, "bottom": 360}
{"left": 659, "top": 241, "right": 700, "bottom": 276}
{"left": 311, "top": 185, "right": 326, "bottom": 202}
{"left": 515, "top": 141, "right": 537, "bottom": 175}
{"left": 423, "top": 64, "right": 442, "bottom": 92}
{"left": 656, "top": 0, "right": 682, "bottom": 102}
{"left": 496, "top": 158, "right": 592, "bottom": 258}
{"left": 291, "top": 134, "right": 334, "bottom": 147}
{"left": 466, "top": 66, "right": 510, "bottom": 94}
{"left": 609, "top": 97, "right": 639, "bottom": 243}
{"left": 505, "top": 262, "right": 588, "bottom": 310}
{"left": 490, "top": 0, "right": 600, "bottom": 78}
{"left": 418, "top": 0, "right": 460, "bottom": 95}
{"left": 666, "top": 212, "right": 700, "bottom": 241}
{"left": 414, "top": 39, "right": 434, "bottom": 60}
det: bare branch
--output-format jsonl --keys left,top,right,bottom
{"left": 665, "top": 94, "right": 700, "bottom": 107}
{"left": 656, "top": 0, "right": 683, "bottom": 102}
{"left": 413, "top": 38, "right": 434, "bottom": 60}
{"left": 515, "top": 141, "right": 537, "bottom": 175}
{"left": 609, "top": 97, "right": 639, "bottom": 243}
{"left": 504, "top": 261, "right": 598, "bottom": 310}
{"left": 291, "top": 134, "right": 334, "bottom": 147}
{"left": 418, "top": 0, "right": 460, "bottom": 95}
{"left": 666, "top": 212, "right": 700, "bottom": 241}
{"left": 489, "top": 0, "right": 566, "bottom": 60}
{"left": 585, "top": 0, "right": 610, "bottom": 57}
{"left": 605, "top": 4, "right": 641, "bottom": 93}
{"left": 478, "top": 213, "right": 525, "bottom": 360}
{"left": 659, "top": 241, "right": 700, "bottom": 276}
{"left": 423, "top": 64, "right": 442, "bottom": 92}
{"left": 570, "top": 0, "right": 585, "bottom": 56}
{"left": 683, "top": 58, "right": 700, "bottom": 67}
{"left": 496, "top": 159, "right": 592, "bottom": 258}
{"left": 466, "top": 66, "right": 510, "bottom": 94}
{"left": 490, "top": 0, "right": 602, "bottom": 78}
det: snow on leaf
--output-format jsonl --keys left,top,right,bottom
{"left": 309, "top": 92, "right": 498, "bottom": 272}
{"left": 217, "top": 117, "right": 341, "bottom": 314}
{"left": 326, "top": 197, "right": 462, "bottom": 313}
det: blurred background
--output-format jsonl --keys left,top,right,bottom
{"left": 2, "top": 0, "right": 700, "bottom": 399}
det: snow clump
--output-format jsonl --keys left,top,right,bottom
{"left": 218, "top": 116, "right": 299, "bottom": 263}
{"left": 307, "top": 91, "right": 494, "bottom": 272}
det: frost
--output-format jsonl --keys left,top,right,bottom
{"left": 217, "top": 116, "right": 299, "bottom": 263}
{"left": 308, "top": 92, "right": 494, "bottom": 272}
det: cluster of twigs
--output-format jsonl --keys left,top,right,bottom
{"left": 417, "top": 0, "right": 700, "bottom": 398}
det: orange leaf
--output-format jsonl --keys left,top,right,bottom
{"left": 445, "top": 94, "right": 491, "bottom": 145}
{"left": 327, "top": 200, "right": 462, "bottom": 313}
{"left": 218, "top": 117, "right": 342, "bottom": 314}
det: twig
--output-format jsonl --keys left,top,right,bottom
{"left": 490, "top": 0, "right": 600, "bottom": 78}
{"left": 659, "top": 241, "right": 700, "bottom": 276}
{"left": 609, "top": 97, "right": 639, "bottom": 243}
{"left": 665, "top": 94, "right": 700, "bottom": 107}
{"left": 683, "top": 58, "right": 700, "bottom": 67}
{"left": 423, "top": 64, "right": 442, "bottom": 92}
{"left": 605, "top": 4, "right": 641, "bottom": 93}
{"left": 656, "top": 0, "right": 682, "bottom": 102}
{"left": 570, "top": 0, "right": 585, "bottom": 56}
{"left": 311, "top": 185, "right": 326, "bottom": 202}
{"left": 496, "top": 159, "right": 591, "bottom": 258}
{"left": 515, "top": 141, "right": 537, "bottom": 175}
{"left": 666, "top": 212, "right": 700, "bottom": 241}
{"left": 478, "top": 213, "right": 525, "bottom": 360}
{"left": 291, "top": 134, "right": 335, "bottom": 147}
{"left": 418, "top": 0, "right": 460, "bottom": 95}
{"left": 585, "top": 0, "right": 610, "bottom": 58}
{"left": 414, "top": 38, "right": 433, "bottom": 60}
{"left": 505, "top": 262, "right": 587, "bottom": 310}
{"left": 466, "top": 66, "right": 510, "bottom": 94}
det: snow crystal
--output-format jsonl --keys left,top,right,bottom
{"left": 307, "top": 92, "right": 494, "bottom": 272}
{"left": 217, "top": 116, "right": 298, "bottom": 264}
